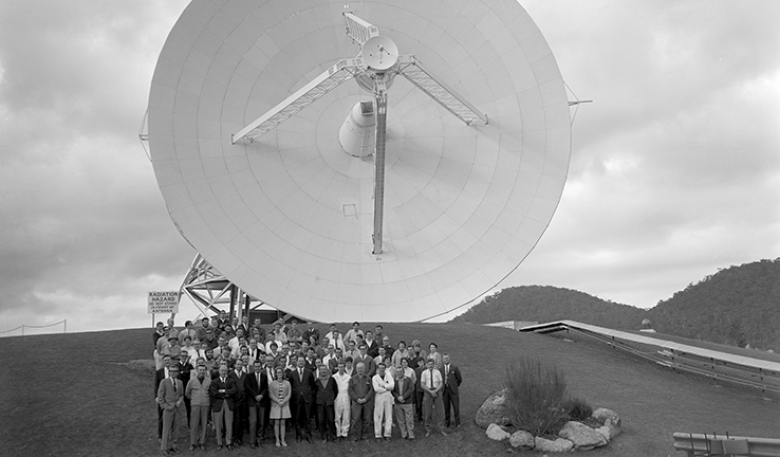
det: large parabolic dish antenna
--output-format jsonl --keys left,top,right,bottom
{"left": 148, "top": 0, "right": 572, "bottom": 322}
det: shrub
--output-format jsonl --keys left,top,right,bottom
{"left": 503, "top": 357, "right": 569, "bottom": 437}
{"left": 562, "top": 396, "right": 593, "bottom": 421}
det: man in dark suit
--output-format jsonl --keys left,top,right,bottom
{"left": 302, "top": 321, "right": 320, "bottom": 346}
{"left": 246, "top": 359, "right": 268, "bottom": 447}
{"left": 314, "top": 365, "right": 338, "bottom": 442}
{"left": 229, "top": 359, "right": 248, "bottom": 446}
{"left": 348, "top": 361, "right": 375, "bottom": 441}
{"left": 209, "top": 364, "right": 237, "bottom": 450}
{"left": 177, "top": 352, "right": 193, "bottom": 425}
{"left": 288, "top": 357, "right": 315, "bottom": 442}
{"left": 157, "top": 364, "right": 184, "bottom": 455}
{"left": 441, "top": 353, "right": 463, "bottom": 428}
{"left": 154, "top": 354, "right": 173, "bottom": 441}
{"left": 393, "top": 364, "right": 416, "bottom": 439}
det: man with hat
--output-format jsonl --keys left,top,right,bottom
{"left": 164, "top": 334, "right": 182, "bottom": 362}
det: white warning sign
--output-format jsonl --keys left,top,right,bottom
{"left": 148, "top": 291, "right": 180, "bottom": 314}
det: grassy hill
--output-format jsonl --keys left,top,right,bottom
{"left": 451, "top": 285, "right": 649, "bottom": 330}
{"left": 1, "top": 323, "right": 778, "bottom": 456}
{"left": 453, "top": 258, "right": 780, "bottom": 351}
{"left": 647, "top": 258, "right": 780, "bottom": 350}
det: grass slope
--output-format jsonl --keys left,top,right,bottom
{"left": 1, "top": 323, "right": 777, "bottom": 456}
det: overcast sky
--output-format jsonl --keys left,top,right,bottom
{"left": 0, "top": 0, "right": 777, "bottom": 335}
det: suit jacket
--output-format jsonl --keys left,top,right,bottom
{"left": 393, "top": 376, "right": 414, "bottom": 404}
{"left": 155, "top": 367, "right": 170, "bottom": 398}
{"left": 314, "top": 376, "right": 338, "bottom": 406}
{"left": 229, "top": 370, "right": 248, "bottom": 403}
{"left": 288, "top": 367, "right": 316, "bottom": 404}
{"left": 440, "top": 364, "right": 462, "bottom": 395}
{"left": 157, "top": 377, "right": 184, "bottom": 411}
{"left": 209, "top": 376, "right": 238, "bottom": 412}
{"left": 246, "top": 371, "right": 269, "bottom": 407}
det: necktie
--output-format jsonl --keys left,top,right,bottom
{"left": 171, "top": 378, "right": 176, "bottom": 392}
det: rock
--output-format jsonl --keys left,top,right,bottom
{"left": 534, "top": 437, "right": 574, "bottom": 453}
{"left": 604, "top": 419, "right": 621, "bottom": 438}
{"left": 476, "top": 388, "right": 512, "bottom": 428}
{"left": 592, "top": 407, "right": 621, "bottom": 427}
{"left": 486, "top": 423, "right": 511, "bottom": 441}
{"left": 559, "top": 421, "right": 608, "bottom": 450}
{"left": 509, "top": 430, "right": 535, "bottom": 449}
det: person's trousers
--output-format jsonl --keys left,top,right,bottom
{"left": 232, "top": 401, "right": 246, "bottom": 442}
{"left": 422, "top": 392, "right": 444, "bottom": 432}
{"left": 292, "top": 399, "right": 312, "bottom": 438}
{"left": 334, "top": 396, "right": 351, "bottom": 437}
{"left": 316, "top": 403, "right": 336, "bottom": 441}
{"left": 349, "top": 401, "right": 373, "bottom": 440}
{"left": 414, "top": 390, "right": 424, "bottom": 420}
{"left": 161, "top": 406, "right": 179, "bottom": 451}
{"left": 212, "top": 404, "right": 234, "bottom": 445}
{"left": 189, "top": 405, "right": 209, "bottom": 445}
{"left": 183, "top": 396, "right": 192, "bottom": 427}
{"left": 443, "top": 389, "right": 460, "bottom": 426}
{"left": 248, "top": 403, "right": 266, "bottom": 444}
{"left": 373, "top": 393, "right": 393, "bottom": 438}
{"left": 394, "top": 403, "right": 415, "bottom": 438}
{"left": 157, "top": 405, "right": 164, "bottom": 438}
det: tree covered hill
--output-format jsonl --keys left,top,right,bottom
{"left": 646, "top": 258, "right": 780, "bottom": 350}
{"left": 450, "top": 285, "right": 649, "bottom": 330}
{"left": 452, "top": 258, "right": 780, "bottom": 351}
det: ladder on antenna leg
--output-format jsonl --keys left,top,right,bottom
{"left": 396, "top": 56, "right": 488, "bottom": 126}
{"left": 232, "top": 58, "right": 363, "bottom": 143}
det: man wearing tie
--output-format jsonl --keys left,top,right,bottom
{"left": 421, "top": 358, "right": 447, "bottom": 437}
{"left": 441, "top": 353, "right": 462, "bottom": 428}
{"left": 246, "top": 360, "right": 268, "bottom": 447}
{"left": 154, "top": 355, "right": 173, "bottom": 441}
{"left": 209, "top": 364, "right": 237, "bottom": 450}
{"left": 157, "top": 364, "right": 184, "bottom": 455}
{"left": 229, "top": 359, "right": 248, "bottom": 446}
{"left": 288, "top": 357, "right": 315, "bottom": 443}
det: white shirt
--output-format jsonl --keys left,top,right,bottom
{"left": 420, "top": 368, "right": 442, "bottom": 391}
{"left": 333, "top": 372, "right": 351, "bottom": 397}
{"left": 372, "top": 372, "right": 395, "bottom": 395}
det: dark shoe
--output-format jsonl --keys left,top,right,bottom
{"left": 408, "top": 436, "right": 415, "bottom": 441}
{"left": 384, "top": 437, "right": 390, "bottom": 441}
{"left": 226, "top": 444, "right": 233, "bottom": 451}
{"left": 161, "top": 451, "right": 169, "bottom": 457}
{"left": 216, "top": 445, "right": 223, "bottom": 451}
{"left": 199, "top": 444, "right": 205, "bottom": 451}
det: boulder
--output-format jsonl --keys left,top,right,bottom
{"left": 476, "top": 388, "right": 512, "bottom": 428}
{"left": 509, "top": 430, "right": 535, "bottom": 449}
{"left": 592, "top": 408, "right": 621, "bottom": 427}
{"left": 534, "top": 437, "right": 574, "bottom": 453}
{"left": 559, "top": 421, "right": 608, "bottom": 450}
{"left": 486, "top": 423, "right": 511, "bottom": 441}
{"left": 604, "top": 419, "right": 621, "bottom": 438}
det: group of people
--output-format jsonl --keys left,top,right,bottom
{"left": 153, "top": 316, "right": 463, "bottom": 455}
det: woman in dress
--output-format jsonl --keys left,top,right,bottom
{"left": 269, "top": 366, "right": 291, "bottom": 447}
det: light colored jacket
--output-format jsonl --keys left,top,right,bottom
{"left": 185, "top": 375, "right": 211, "bottom": 406}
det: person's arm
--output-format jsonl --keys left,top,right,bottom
{"left": 185, "top": 379, "right": 194, "bottom": 400}
{"left": 455, "top": 366, "right": 462, "bottom": 386}
{"left": 281, "top": 381, "right": 291, "bottom": 406}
